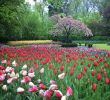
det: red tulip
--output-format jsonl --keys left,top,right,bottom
{"left": 70, "top": 67, "right": 74, "bottom": 76}
{"left": 6, "top": 61, "right": 11, "bottom": 65}
{"left": 88, "top": 63, "right": 91, "bottom": 67}
{"left": 83, "top": 66, "right": 87, "bottom": 71}
{"left": 93, "top": 62, "right": 98, "bottom": 67}
{"left": 105, "top": 63, "right": 109, "bottom": 68}
{"left": 91, "top": 70, "right": 95, "bottom": 76}
{"left": 105, "top": 77, "right": 109, "bottom": 84}
{"left": 95, "top": 54, "right": 98, "bottom": 58}
{"left": 103, "top": 71, "right": 107, "bottom": 77}
{"left": 53, "top": 68, "right": 57, "bottom": 75}
{"left": 48, "top": 64, "right": 53, "bottom": 69}
{"left": 92, "top": 83, "right": 97, "bottom": 91}
{"left": 80, "top": 61, "right": 84, "bottom": 65}
{"left": 0, "top": 66, "right": 5, "bottom": 70}
{"left": 96, "top": 73, "right": 101, "bottom": 81}
{"left": 89, "top": 58, "right": 94, "bottom": 61}
{"left": 41, "top": 58, "right": 50, "bottom": 65}
{"left": 77, "top": 73, "right": 82, "bottom": 80}
{"left": 82, "top": 70, "right": 86, "bottom": 75}
{"left": 59, "top": 65, "right": 64, "bottom": 71}
{"left": 73, "top": 62, "right": 77, "bottom": 67}
{"left": 0, "top": 70, "right": 3, "bottom": 75}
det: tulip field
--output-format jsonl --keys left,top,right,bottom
{"left": 0, "top": 44, "right": 110, "bottom": 100}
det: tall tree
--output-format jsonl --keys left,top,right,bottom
{"left": 0, "top": 0, "right": 25, "bottom": 40}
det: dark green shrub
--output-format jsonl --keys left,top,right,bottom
{"left": 61, "top": 43, "right": 78, "bottom": 47}
{"left": 87, "top": 43, "right": 93, "bottom": 48}
{"left": 107, "top": 42, "right": 110, "bottom": 45}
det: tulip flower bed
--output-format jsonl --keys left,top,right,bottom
{"left": 0, "top": 44, "right": 110, "bottom": 100}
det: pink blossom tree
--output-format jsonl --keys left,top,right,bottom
{"left": 49, "top": 15, "right": 93, "bottom": 42}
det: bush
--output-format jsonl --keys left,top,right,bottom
{"left": 87, "top": 43, "right": 93, "bottom": 48}
{"left": 90, "top": 36, "right": 110, "bottom": 41}
{"left": 61, "top": 43, "right": 78, "bottom": 47}
{"left": 107, "top": 42, "right": 110, "bottom": 45}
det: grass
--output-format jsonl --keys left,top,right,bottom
{"left": 7, "top": 40, "right": 110, "bottom": 50}
{"left": 93, "top": 44, "right": 110, "bottom": 50}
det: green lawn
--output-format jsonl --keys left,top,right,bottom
{"left": 93, "top": 44, "right": 110, "bottom": 50}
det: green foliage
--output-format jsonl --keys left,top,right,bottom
{"left": 0, "top": 1, "right": 52, "bottom": 41}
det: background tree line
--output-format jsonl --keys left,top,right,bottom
{"left": 0, "top": 0, "right": 110, "bottom": 41}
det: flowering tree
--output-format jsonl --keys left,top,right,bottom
{"left": 49, "top": 15, "right": 93, "bottom": 42}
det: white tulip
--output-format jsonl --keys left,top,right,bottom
{"left": 17, "top": 87, "right": 24, "bottom": 94}
{"left": 37, "top": 79, "right": 42, "bottom": 84}
{"left": 16, "top": 73, "right": 19, "bottom": 78}
{"left": 10, "top": 71, "right": 16, "bottom": 78}
{"left": 58, "top": 73, "right": 65, "bottom": 79}
{"left": 1, "top": 60, "right": 7, "bottom": 64}
{"left": 20, "top": 70, "right": 27, "bottom": 76}
{"left": 61, "top": 95, "right": 67, "bottom": 100}
{"left": 40, "top": 68, "right": 44, "bottom": 74}
{"left": 5, "top": 67, "right": 14, "bottom": 73}
{"left": 21, "top": 80, "right": 25, "bottom": 84}
{"left": 28, "top": 72, "right": 35, "bottom": 78}
{"left": 29, "top": 82, "right": 34, "bottom": 87}
{"left": 7, "top": 78, "right": 13, "bottom": 84}
{"left": 22, "top": 64, "right": 27, "bottom": 70}
{"left": 2, "top": 85, "right": 7, "bottom": 91}
{"left": 12, "top": 60, "right": 17, "bottom": 67}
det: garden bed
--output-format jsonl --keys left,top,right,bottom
{"left": 0, "top": 44, "right": 110, "bottom": 100}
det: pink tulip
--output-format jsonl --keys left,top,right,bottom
{"left": 0, "top": 74, "right": 5, "bottom": 81}
{"left": 50, "top": 80, "right": 56, "bottom": 85}
{"left": 44, "top": 89, "right": 53, "bottom": 99}
{"left": 37, "top": 79, "right": 42, "bottom": 84}
{"left": 55, "top": 90, "right": 63, "bottom": 98}
{"left": 28, "top": 67, "right": 34, "bottom": 73}
{"left": 49, "top": 84, "right": 58, "bottom": 90}
{"left": 23, "top": 76, "right": 31, "bottom": 83}
{"left": 7, "top": 78, "right": 13, "bottom": 84}
{"left": 66, "top": 86, "right": 73, "bottom": 96}
{"left": 39, "top": 83, "right": 46, "bottom": 89}
{"left": 28, "top": 85, "right": 38, "bottom": 92}
{"left": 39, "top": 89, "right": 45, "bottom": 97}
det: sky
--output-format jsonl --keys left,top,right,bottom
{"left": 25, "top": 0, "right": 43, "bottom": 5}
{"left": 25, "top": 0, "right": 48, "bottom": 12}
